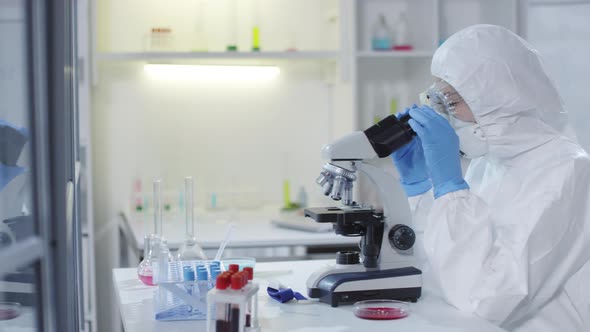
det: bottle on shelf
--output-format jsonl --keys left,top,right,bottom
{"left": 296, "top": 187, "right": 308, "bottom": 208}
{"left": 393, "top": 11, "right": 413, "bottom": 51}
{"left": 251, "top": 0, "right": 261, "bottom": 51}
{"left": 371, "top": 14, "right": 392, "bottom": 51}
{"left": 194, "top": 0, "right": 208, "bottom": 52}
{"left": 227, "top": 0, "right": 238, "bottom": 51}
{"left": 149, "top": 27, "right": 174, "bottom": 51}
{"left": 132, "top": 177, "right": 143, "bottom": 212}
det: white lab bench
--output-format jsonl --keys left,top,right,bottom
{"left": 118, "top": 209, "right": 359, "bottom": 263}
{"left": 113, "top": 259, "right": 506, "bottom": 332}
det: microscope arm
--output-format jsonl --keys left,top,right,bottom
{"left": 356, "top": 162, "right": 416, "bottom": 266}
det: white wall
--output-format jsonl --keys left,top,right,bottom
{"left": 526, "top": 1, "right": 590, "bottom": 152}
{"left": 93, "top": 61, "right": 349, "bottom": 209}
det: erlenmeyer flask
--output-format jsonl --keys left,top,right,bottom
{"left": 137, "top": 234, "right": 160, "bottom": 285}
{"left": 177, "top": 176, "right": 207, "bottom": 260}
{"left": 138, "top": 179, "right": 177, "bottom": 285}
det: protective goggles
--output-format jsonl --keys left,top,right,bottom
{"left": 419, "top": 81, "right": 465, "bottom": 119}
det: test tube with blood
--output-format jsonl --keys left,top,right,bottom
{"left": 243, "top": 267, "right": 254, "bottom": 327}
{"left": 230, "top": 272, "right": 245, "bottom": 332}
{"left": 215, "top": 272, "right": 231, "bottom": 332}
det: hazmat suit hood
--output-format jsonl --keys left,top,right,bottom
{"left": 431, "top": 24, "right": 572, "bottom": 164}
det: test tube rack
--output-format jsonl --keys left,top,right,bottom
{"left": 154, "top": 260, "right": 221, "bottom": 321}
{"left": 206, "top": 268, "right": 261, "bottom": 332}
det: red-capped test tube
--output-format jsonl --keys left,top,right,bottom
{"left": 242, "top": 267, "right": 254, "bottom": 327}
{"left": 211, "top": 268, "right": 258, "bottom": 332}
{"left": 215, "top": 273, "right": 231, "bottom": 332}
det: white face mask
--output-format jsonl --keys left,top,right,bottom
{"left": 452, "top": 119, "right": 488, "bottom": 159}
{"left": 420, "top": 87, "right": 488, "bottom": 159}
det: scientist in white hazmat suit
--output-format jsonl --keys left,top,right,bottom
{"left": 391, "top": 24, "right": 590, "bottom": 331}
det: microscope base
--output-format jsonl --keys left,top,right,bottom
{"left": 308, "top": 266, "right": 422, "bottom": 307}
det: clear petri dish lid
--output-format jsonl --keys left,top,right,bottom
{"left": 353, "top": 299, "right": 410, "bottom": 320}
{"left": 0, "top": 302, "right": 21, "bottom": 321}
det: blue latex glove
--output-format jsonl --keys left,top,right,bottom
{"left": 408, "top": 106, "right": 469, "bottom": 198}
{"left": 391, "top": 106, "right": 432, "bottom": 196}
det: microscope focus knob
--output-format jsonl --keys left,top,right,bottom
{"left": 388, "top": 225, "right": 416, "bottom": 251}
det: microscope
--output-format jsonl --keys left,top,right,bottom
{"left": 305, "top": 114, "right": 422, "bottom": 307}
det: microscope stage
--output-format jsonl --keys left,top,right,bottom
{"left": 304, "top": 207, "right": 380, "bottom": 224}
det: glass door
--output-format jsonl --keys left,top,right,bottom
{"left": 0, "top": 0, "right": 47, "bottom": 330}
{"left": 0, "top": 0, "right": 82, "bottom": 331}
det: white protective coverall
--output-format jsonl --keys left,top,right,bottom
{"left": 410, "top": 25, "right": 590, "bottom": 331}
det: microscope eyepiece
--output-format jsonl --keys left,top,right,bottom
{"left": 363, "top": 114, "right": 416, "bottom": 158}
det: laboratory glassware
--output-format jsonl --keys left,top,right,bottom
{"left": 227, "top": 0, "right": 238, "bottom": 51}
{"left": 251, "top": 0, "right": 260, "bottom": 51}
{"left": 353, "top": 300, "right": 410, "bottom": 320}
{"left": 138, "top": 179, "right": 172, "bottom": 285}
{"left": 177, "top": 177, "right": 207, "bottom": 260}
{"left": 207, "top": 268, "right": 260, "bottom": 332}
{"left": 194, "top": 0, "right": 208, "bottom": 51}
{"left": 150, "top": 27, "right": 174, "bottom": 51}
{"left": 393, "top": 12, "right": 413, "bottom": 51}
{"left": 371, "top": 14, "right": 392, "bottom": 51}
{"left": 137, "top": 234, "right": 160, "bottom": 286}
{"left": 214, "top": 223, "right": 235, "bottom": 261}
{"left": 137, "top": 179, "right": 162, "bottom": 284}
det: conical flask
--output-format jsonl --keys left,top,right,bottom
{"left": 177, "top": 176, "right": 207, "bottom": 260}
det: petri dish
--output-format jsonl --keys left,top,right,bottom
{"left": 353, "top": 300, "right": 410, "bottom": 320}
{"left": 0, "top": 302, "right": 21, "bottom": 321}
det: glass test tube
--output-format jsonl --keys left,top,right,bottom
{"left": 194, "top": 0, "right": 208, "bottom": 51}
{"left": 185, "top": 176, "right": 194, "bottom": 238}
{"left": 153, "top": 179, "right": 163, "bottom": 236}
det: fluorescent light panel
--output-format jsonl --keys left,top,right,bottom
{"left": 143, "top": 64, "right": 280, "bottom": 81}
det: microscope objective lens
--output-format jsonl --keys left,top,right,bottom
{"left": 322, "top": 181, "right": 333, "bottom": 196}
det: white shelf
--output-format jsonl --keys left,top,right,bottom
{"left": 356, "top": 50, "right": 433, "bottom": 58}
{"left": 96, "top": 51, "right": 340, "bottom": 61}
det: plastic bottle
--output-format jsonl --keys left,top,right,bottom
{"left": 251, "top": 0, "right": 261, "bottom": 51}
{"left": 371, "top": 14, "right": 392, "bottom": 51}
{"left": 227, "top": 0, "right": 238, "bottom": 51}
{"left": 393, "top": 12, "right": 413, "bottom": 51}
{"left": 132, "top": 178, "right": 143, "bottom": 212}
{"left": 296, "top": 187, "right": 308, "bottom": 208}
{"left": 283, "top": 180, "right": 291, "bottom": 208}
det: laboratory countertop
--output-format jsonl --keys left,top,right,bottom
{"left": 122, "top": 210, "right": 359, "bottom": 250}
{"left": 113, "top": 259, "right": 506, "bottom": 332}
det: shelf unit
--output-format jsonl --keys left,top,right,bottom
{"left": 356, "top": 50, "right": 434, "bottom": 58}
{"left": 96, "top": 51, "right": 340, "bottom": 61}
{"left": 346, "top": 0, "right": 520, "bottom": 206}
{"left": 349, "top": 0, "right": 520, "bottom": 130}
